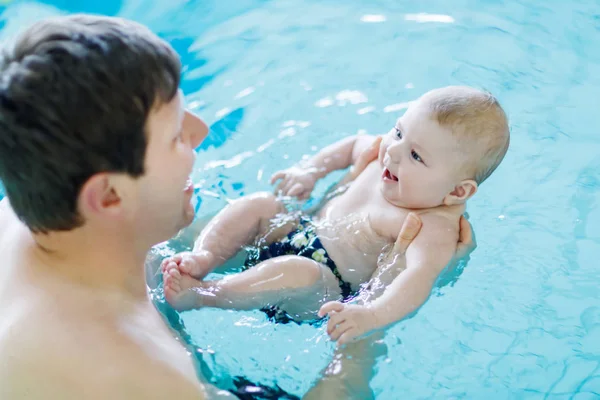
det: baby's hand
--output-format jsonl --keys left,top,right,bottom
{"left": 318, "top": 302, "right": 380, "bottom": 345}
{"left": 270, "top": 166, "right": 319, "bottom": 200}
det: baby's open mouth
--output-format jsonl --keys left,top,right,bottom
{"left": 383, "top": 168, "right": 398, "bottom": 182}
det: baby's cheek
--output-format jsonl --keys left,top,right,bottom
{"left": 398, "top": 172, "right": 416, "bottom": 195}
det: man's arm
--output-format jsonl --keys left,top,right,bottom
{"left": 302, "top": 332, "right": 385, "bottom": 400}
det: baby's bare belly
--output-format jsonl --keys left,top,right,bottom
{"left": 315, "top": 216, "right": 390, "bottom": 288}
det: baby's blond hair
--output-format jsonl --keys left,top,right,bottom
{"left": 423, "top": 86, "right": 510, "bottom": 184}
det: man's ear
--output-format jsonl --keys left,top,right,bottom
{"left": 78, "top": 173, "right": 123, "bottom": 220}
{"left": 443, "top": 179, "right": 478, "bottom": 206}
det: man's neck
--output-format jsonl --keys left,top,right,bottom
{"left": 31, "top": 224, "right": 150, "bottom": 301}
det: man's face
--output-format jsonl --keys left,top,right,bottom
{"left": 132, "top": 90, "right": 208, "bottom": 243}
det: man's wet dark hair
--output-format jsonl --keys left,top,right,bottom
{"left": 0, "top": 14, "right": 181, "bottom": 233}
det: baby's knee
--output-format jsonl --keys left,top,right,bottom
{"left": 285, "top": 257, "right": 324, "bottom": 288}
{"left": 245, "top": 192, "right": 283, "bottom": 216}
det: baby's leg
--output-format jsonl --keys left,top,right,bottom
{"left": 163, "top": 192, "right": 293, "bottom": 279}
{"left": 163, "top": 255, "right": 343, "bottom": 320}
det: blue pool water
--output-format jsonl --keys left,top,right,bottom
{"left": 1, "top": 0, "right": 599, "bottom": 398}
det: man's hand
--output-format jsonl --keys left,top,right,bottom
{"left": 451, "top": 215, "right": 476, "bottom": 264}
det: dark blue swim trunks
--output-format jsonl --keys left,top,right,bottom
{"left": 244, "top": 217, "right": 354, "bottom": 324}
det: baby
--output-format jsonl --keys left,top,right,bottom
{"left": 161, "top": 86, "right": 510, "bottom": 344}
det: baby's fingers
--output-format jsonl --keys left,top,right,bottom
{"left": 329, "top": 321, "right": 355, "bottom": 341}
{"left": 338, "top": 328, "right": 360, "bottom": 345}
{"left": 287, "top": 183, "right": 304, "bottom": 198}
{"left": 270, "top": 171, "right": 287, "bottom": 185}
{"left": 281, "top": 179, "right": 297, "bottom": 196}
{"left": 326, "top": 312, "right": 346, "bottom": 335}
{"left": 319, "top": 301, "right": 344, "bottom": 318}
{"left": 274, "top": 178, "right": 289, "bottom": 195}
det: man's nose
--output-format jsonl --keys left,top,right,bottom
{"left": 183, "top": 110, "right": 209, "bottom": 149}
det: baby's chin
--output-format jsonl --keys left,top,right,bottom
{"left": 380, "top": 185, "right": 437, "bottom": 210}
{"left": 380, "top": 185, "right": 410, "bottom": 208}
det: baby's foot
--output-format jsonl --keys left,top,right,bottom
{"left": 160, "top": 250, "right": 216, "bottom": 280}
{"left": 162, "top": 266, "right": 207, "bottom": 311}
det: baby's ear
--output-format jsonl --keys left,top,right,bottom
{"left": 443, "top": 179, "right": 478, "bottom": 206}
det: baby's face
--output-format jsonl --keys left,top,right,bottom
{"left": 377, "top": 99, "right": 466, "bottom": 209}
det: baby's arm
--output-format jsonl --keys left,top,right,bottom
{"left": 303, "top": 133, "right": 378, "bottom": 179}
{"left": 271, "top": 134, "right": 378, "bottom": 199}
{"left": 320, "top": 214, "right": 458, "bottom": 344}
{"left": 367, "top": 214, "right": 458, "bottom": 328}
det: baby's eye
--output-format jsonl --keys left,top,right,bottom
{"left": 394, "top": 127, "right": 402, "bottom": 139}
{"left": 411, "top": 150, "right": 423, "bottom": 163}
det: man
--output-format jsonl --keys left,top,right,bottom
{"left": 0, "top": 14, "right": 228, "bottom": 399}
{"left": 0, "top": 14, "right": 473, "bottom": 399}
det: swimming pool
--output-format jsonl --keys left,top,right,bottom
{"left": 2, "top": 0, "right": 599, "bottom": 398}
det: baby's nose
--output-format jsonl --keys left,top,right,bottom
{"left": 386, "top": 142, "right": 403, "bottom": 163}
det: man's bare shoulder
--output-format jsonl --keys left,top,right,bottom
{"left": 0, "top": 304, "right": 209, "bottom": 400}
{"left": 0, "top": 198, "right": 9, "bottom": 230}
{"left": 0, "top": 198, "right": 21, "bottom": 244}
